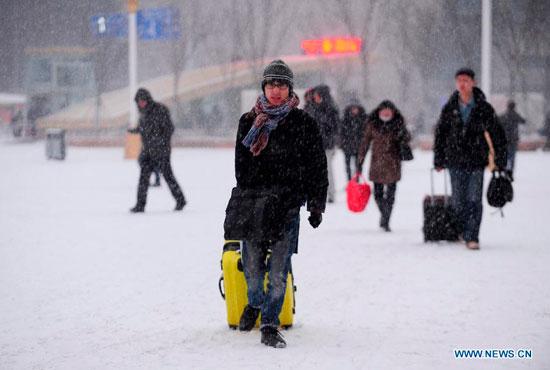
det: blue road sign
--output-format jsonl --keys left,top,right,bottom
{"left": 90, "top": 13, "right": 127, "bottom": 38}
{"left": 137, "top": 7, "right": 180, "bottom": 40}
{"left": 90, "top": 7, "right": 180, "bottom": 41}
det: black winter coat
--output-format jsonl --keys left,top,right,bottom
{"left": 310, "top": 103, "right": 340, "bottom": 150}
{"left": 130, "top": 101, "right": 174, "bottom": 159}
{"left": 235, "top": 108, "right": 328, "bottom": 213}
{"left": 341, "top": 104, "right": 368, "bottom": 154}
{"left": 498, "top": 109, "right": 526, "bottom": 146}
{"left": 434, "top": 87, "right": 507, "bottom": 170}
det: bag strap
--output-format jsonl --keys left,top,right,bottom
{"left": 352, "top": 173, "right": 367, "bottom": 184}
{"left": 484, "top": 131, "right": 496, "bottom": 171}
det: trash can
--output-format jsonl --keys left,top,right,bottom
{"left": 46, "top": 128, "right": 66, "bottom": 160}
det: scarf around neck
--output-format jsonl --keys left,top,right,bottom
{"left": 242, "top": 93, "right": 300, "bottom": 156}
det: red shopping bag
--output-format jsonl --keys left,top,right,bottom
{"left": 346, "top": 174, "right": 371, "bottom": 213}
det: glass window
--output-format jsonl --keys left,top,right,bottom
{"left": 29, "top": 59, "right": 52, "bottom": 83}
{"left": 56, "top": 64, "right": 88, "bottom": 88}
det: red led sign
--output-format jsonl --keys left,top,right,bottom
{"left": 301, "top": 37, "right": 362, "bottom": 55}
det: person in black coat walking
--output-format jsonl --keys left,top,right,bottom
{"left": 498, "top": 100, "right": 526, "bottom": 176}
{"left": 341, "top": 102, "right": 367, "bottom": 180}
{"left": 128, "top": 88, "right": 186, "bottom": 212}
{"left": 543, "top": 111, "right": 550, "bottom": 151}
{"left": 309, "top": 85, "right": 340, "bottom": 202}
{"left": 232, "top": 60, "right": 327, "bottom": 348}
{"left": 434, "top": 68, "right": 507, "bottom": 250}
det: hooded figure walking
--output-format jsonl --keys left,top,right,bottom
{"left": 357, "top": 100, "right": 411, "bottom": 232}
{"left": 128, "top": 88, "right": 186, "bottom": 213}
{"left": 230, "top": 60, "right": 328, "bottom": 348}
{"left": 310, "top": 85, "right": 340, "bottom": 203}
{"left": 341, "top": 101, "right": 368, "bottom": 181}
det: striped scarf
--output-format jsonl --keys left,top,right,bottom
{"left": 242, "top": 93, "right": 300, "bottom": 156}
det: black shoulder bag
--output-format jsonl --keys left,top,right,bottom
{"left": 223, "top": 187, "right": 288, "bottom": 242}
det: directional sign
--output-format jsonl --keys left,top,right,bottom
{"left": 90, "top": 7, "right": 180, "bottom": 40}
{"left": 90, "top": 13, "right": 127, "bottom": 38}
{"left": 137, "top": 7, "right": 180, "bottom": 40}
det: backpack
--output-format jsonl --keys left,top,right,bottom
{"left": 487, "top": 171, "right": 513, "bottom": 209}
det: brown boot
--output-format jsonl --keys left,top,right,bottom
{"left": 466, "top": 241, "right": 480, "bottom": 250}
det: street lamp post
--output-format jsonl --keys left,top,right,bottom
{"left": 128, "top": 0, "right": 138, "bottom": 128}
{"left": 124, "top": 0, "right": 140, "bottom": 159}
{"left": 481, "top": 0, "right": 492, "bottom": 100}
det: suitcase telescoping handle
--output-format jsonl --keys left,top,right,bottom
{"left": 430, "top": 168, "right": 450, "bottom": 205}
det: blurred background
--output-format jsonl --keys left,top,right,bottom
{"left": 0, "top": 0, "right": 549, "bottom": 147}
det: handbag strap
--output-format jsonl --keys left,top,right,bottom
{"left": 352, "top": 173, "right": 367, "bottom": 184}
{"left": 484, "top": 130, "right": 496, "bottom": 171}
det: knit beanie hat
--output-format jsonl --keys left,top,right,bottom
{"left": 262, "top": 60, "right": 294, "bottom": 92}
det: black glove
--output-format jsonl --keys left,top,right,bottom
{"left": 308, "top": 211, "right": 322, "bottom": 228}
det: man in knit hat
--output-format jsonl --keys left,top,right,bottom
{"left": 228, "top": 59, "right": 328, "bottom": 348}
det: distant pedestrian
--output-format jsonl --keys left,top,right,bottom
{"left": 151, "top": 168, "right": 161, "bottom": 187}
{"left": 498, "top": 100, "right": 526, "bottom": 176}
{"left": 310, "top": 85, "right": 340, "bottom": 203}
{"left": 303, "top": 88, "right": 315, "bottom": 117}
{"left": 542, "top": 111, "right": 550, "bottom": 151}
{"left": 341, "top": 102, "right": 367, "bottom": 181}
{"left": 128, "top": 88, "right": 186, "bottom": 212}
{"left": 357, "top": 100, "right": 411, "bottom": 232}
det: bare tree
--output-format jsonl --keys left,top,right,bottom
{"left": 222, "top": 0, "right": 296, "bottom": 84}
{"left": 494, "top": 0, "right": 550, "bottom": 105}
{"left": 324, "top": 0, "right": 384, "bottom": 102}
{"left": 391, "top": 1, "right": 447, "bottom": 126}
{"left": 169, "top": 1, "right": 212, "bottom": 126}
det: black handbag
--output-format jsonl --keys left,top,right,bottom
{"left": 399, "top": 141, "right": 414, "bottom": 161}
{"left": 487, "top": 171, "right": 513, "bottom": 208}
{"left": 223, "top": 187, "right": 287, "bottom": 242}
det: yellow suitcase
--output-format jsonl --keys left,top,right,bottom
{"left": 219, "top": 240, "right": 295, "bottom": 329}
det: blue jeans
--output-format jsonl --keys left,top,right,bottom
{"left": 242, "top": 208, "right": 300, "bottom": 328}
{"left": 449, "top": 168, "right": 484, "bottom": 243}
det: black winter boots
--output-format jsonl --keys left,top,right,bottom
{"left": 261, "top": 326, "right": 286, "bottom": 348}
{"left": 238, "top": 305, "right": 260, "bottom": 331}
{"left": 174, "top": 198, "right": 187, "bottom": 211}
{"left": 130, "top": 205, "right": 145, "bottom": 213}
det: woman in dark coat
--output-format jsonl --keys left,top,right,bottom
{"left": 341, "top": 102, "right": 367, "bottom": 180}
{"left": 357, "top": 100, "right": 411, "bottom": 231}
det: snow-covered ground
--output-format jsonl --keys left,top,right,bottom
{"left": 1, "top": 142, "right": 549, "bottom": 370}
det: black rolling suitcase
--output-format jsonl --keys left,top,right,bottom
{"left": 423, "top": 169, "right": 460, "bottom": 242}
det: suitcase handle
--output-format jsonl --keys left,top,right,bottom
{"left": 430, "top": 168, "right": 450, "bottom": 204}
{"left": 218, "top": 276, "right": 225, "bottom": 300}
